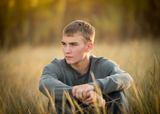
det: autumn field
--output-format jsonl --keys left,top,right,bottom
{"left": 0, "top": 39, "right": 160, "bottom": 114}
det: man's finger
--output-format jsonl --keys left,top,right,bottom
{"left": 82, "top": 87, "right": 89, "bottom": 99}
{"left": 75, "top": 90, "right": 79, "bottom": 99}
{"left": 72, "top": 84, "right": 94, "bottom": 98}
{"left": 85, "top": 96, "right": 92, "bottom": 102}
{"left": 76, "top": 88, "right": 83, "bottom": 99}
{"left": 96, "top": 94, "right": 105, "bottom": 107}
{"left": 72, "top": 86, "right": 79, "bottom": 96}
{"left": 78, "top": 89, "right": 83, "bottom": 100}
{"left": 86, "top": 100, "right": 93, "bottom": 105}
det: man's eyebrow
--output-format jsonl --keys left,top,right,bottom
{"left": 61, "top": 41, "right": 78, "bottom": 44}
{"left": 70, "top": 42, "right": 78, "bottom": 44}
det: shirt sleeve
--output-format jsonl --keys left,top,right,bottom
{"left": 90, "top": 59, "right": 133, "bottom": 94}
{"left": 39, "top": 65, "right": 73, "bottom": 101}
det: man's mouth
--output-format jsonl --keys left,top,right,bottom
{"left": 65, "top": 56, "right": 73, "bottom": 59}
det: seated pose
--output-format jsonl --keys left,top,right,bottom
{"left": 39, "top": 20, "right": 133, "bottom": 114}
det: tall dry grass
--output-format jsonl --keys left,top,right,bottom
{"left": 0, "top": 40, "right": 159, "bottom": 114}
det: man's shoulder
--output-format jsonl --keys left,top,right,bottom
{"left": 90, "top": 55, "right": 109, "bottom": 63}
{"left": 51, "top": 58, "right": 66, "bottom": 64}
{"left": 44, "top": 58, "right": 67, "bottom": 71}
{"left": 90, "top": 55, "right": 117, "bottom": 67}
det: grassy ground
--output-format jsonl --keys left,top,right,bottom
{"left": 0, "top": 39, "right": 159, "bottom": 114}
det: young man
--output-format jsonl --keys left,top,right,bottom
{"left": 39, "top": 20, "right": 133, "bottom": 114}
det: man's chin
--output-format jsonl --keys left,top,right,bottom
{"left": 66, "top": 60, "right": 74, "bottom": 65}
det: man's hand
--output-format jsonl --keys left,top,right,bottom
{"left": 81, "top": 91, "right": 105, "bottom": 107}
{"left": 72, "top": 84, "right": 94, "bottom": 100}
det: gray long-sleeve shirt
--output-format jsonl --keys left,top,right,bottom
{"left": 39, "top": 55, "right": 133, "bottom": 100}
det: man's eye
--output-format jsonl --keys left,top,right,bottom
{"left": 72, "top": 44, "right": 76, "bottom": 46}
{"left": 62, "top": 43, "right": 66, "bottom": 46}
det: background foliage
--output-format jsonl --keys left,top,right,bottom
{"left": 0, "top": 0, "right": 160, "bottom": 49}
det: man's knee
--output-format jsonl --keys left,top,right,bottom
{"left": 104, "top": 91, "right": 129, "bottom": 114}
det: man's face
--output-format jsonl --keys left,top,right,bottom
{"left": 62, "top": 34, "right": 88, "bottom": 65}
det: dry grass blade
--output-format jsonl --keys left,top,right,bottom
{"left": 39, "top": 103, "right": 45, "bottom": 114}
{"left": 155, "top": 94, "right": 159, "bottom": 114}
{"left": 9, "top": 89, "right": 22, "bottom": 114}
{"left": 73, "top": 99, "right": 84, "bottom": 114}
{"left": 42, "top": 84, "right": 56, "bottom": 114}
{"left": 64, "top": 90, "right": 76, "bottom": 113}
{"left": 28, "top": 109, "right": 31, "bottom": 114}
{"left": 90, "top": 71, "right": 106, "bottom": 114}
{"left": 62, "top": 92, "right": 65, "bottom": 114}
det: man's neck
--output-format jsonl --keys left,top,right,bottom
{"left": 70, "top": 55, "right": 90, "bottom": 74}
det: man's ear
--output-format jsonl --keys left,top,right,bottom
{"left": 86, "top": 42, "right": 93, "bottom": 52}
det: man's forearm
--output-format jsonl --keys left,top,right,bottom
{"left": 39, "top": 78, "right": 73, "bottom": 101}
{"left": 39, "top": 66, "right": 74, "bottom": 101}
{"left": 96, "top": 72, "right": 133, "bottom": 94}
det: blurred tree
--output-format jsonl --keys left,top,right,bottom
{"left": 118, "top": 0, "right": 160, "bottom": 39}
{"left": 0, "top": 0, "right": 160, "bottom": 49}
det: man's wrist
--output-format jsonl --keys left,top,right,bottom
{"left": 88, "top": 81, "right": 103, "bottom": 92}
{"left": 87, "top": 84, "right": 95, "bottom": 91}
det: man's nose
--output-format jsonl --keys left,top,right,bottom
{"left": 64, "top": 46, "right": 71, "bottom": 54}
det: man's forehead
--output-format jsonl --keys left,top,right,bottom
{"left": 62, "top": 34, "right": 84, "bottom": 43}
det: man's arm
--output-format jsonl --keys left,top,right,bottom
{"left": 72, "top": 60, "right": 133, "bottom": 101}
{"left": 39, "top": 65, "right": 73, "bottom": 101}
{"left": 90, "top": 60, "right": 133, "bottom": 94}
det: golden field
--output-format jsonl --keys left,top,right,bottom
{"left": 0, "top": 39, "right": 159, "bottom": 114}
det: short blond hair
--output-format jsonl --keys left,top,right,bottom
{"left": 63, "top": 20, "right": 95, "bottom": 43}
